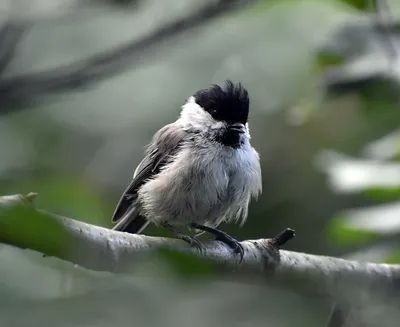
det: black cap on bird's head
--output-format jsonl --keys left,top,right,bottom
{"left": 193, "top": 80, "right": 249, "bottom": 125}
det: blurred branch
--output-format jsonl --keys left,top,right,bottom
{"left": 0, "top": 21, "right": 27, "bottom": 75}
{"left": 0, "top": 0, "right": 258, "bottom": 110}
{"left": 319, "top": 5, "right": 400, "bottom": 94}
{"left": 325, "top": 302, "right": 351, "bottom": 327}
{"left": 373, "top": 0, "right": 397, "bottom": 63}
{"left": 1, "top": 194, "right": 400, "bottom": 307}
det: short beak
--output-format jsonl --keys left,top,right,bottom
{"left": 229, "top": 123, "right": 246, "bottom": 134}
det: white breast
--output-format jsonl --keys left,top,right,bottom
{"left": 219, "top": 142, "right": 262, "bottom": 226}
{"left": 137, "top": 138, "right": 262, "bottom": 228}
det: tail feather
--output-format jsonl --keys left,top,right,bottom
{"left": 112, "top": 205, "right": 150, "bottom": 234}
{"left": 112, "top": 196, "right": 134, "bottom": 223}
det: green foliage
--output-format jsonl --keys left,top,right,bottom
{"left": 358, "top": 81, "right": 400, "bottom": 111}
{"left": 339, "top": 0, "right": 371, "bottom": 10}
{"left": 313, "top": 52, "right": 345, "bottom": 74}
{"left": 382, "top": 250, "right": 400, "bottom": 263}
{"left": 154, "top": 247, "right": 214, "bottom": 280}
{"left": 12, "top": 175, "right": 110, "bottom": 226}
{"left": 359, "top": 187, "right": 400, "bottom": 202}
{"left": 0, "top": 203, "right": 72, "bottom": 259}
{"left": 328, "top": 216, "right": 380, "bottom": 245}
{"left": 249, "top": 0, "right": 351, "bottom": 16}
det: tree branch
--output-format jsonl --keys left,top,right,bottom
{"left": 0, "top": 21, "right": 27, "bottom": 75}
{"left": 0, "top": 0, "right": 258, "bottom": 110}
{"left": 325, "top": 302, "right": 351, "bottom": 327}
{"left": 1, "top": 193, "right": 400, "bottom": 307}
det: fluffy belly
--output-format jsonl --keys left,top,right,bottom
{"left": 137, "top": 166, "right": 232, "bottom": 227}
{"left": 136, "top": 143, "right": 259, "bottom": 228}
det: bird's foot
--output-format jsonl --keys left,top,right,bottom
{"left": 190, "top": 223, "right": 244, "bottom": 263}
{"left": 162, "top": 223, "right": 203, "bottom": 253}
{"left": 213, "top": 232, "right": 244, "bottom": 263}
{"left": 176, "top": 233, "right": 204, "bottom": 253}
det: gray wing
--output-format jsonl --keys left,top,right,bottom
{"left": 111, "top": 123, "right": 188, "bottom": 224}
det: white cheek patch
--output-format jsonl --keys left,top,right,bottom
{"left": 180, "top": 97, "right": 249, "bottom": 134}
{"left": 180, "top": 97, "right": 220, "bottom": 129}
{"left": 245, "top": 122, "right": 251, "bottom": 138}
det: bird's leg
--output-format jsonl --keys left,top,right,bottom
{"left": 161, "top": 222, "right": 203, "bottom": 253}
{"left": 190, "top": 223, "right": 244, "bottom": 263}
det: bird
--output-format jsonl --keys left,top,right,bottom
{"left": 111, "top": 80, "right": 262, "bottom": 261}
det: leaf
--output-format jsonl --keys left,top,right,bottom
{"left": 328, "top": 202, "right": 400, "bottom": 245}
{"left": 382, "top": 249, "right": 400, "bottom": 264}
{"left": 0, "top": 203, "right": 73, "bottom": 259}
{"left": 316, "top": 8, "right": 400, "bottom": 97}
{"left": 154, "top": 247, "right": 214, "bottom": 280}
{"left": 315, "top": 150, "right": 400, "bottom": 198}
{"left": 10, "top": 175, "right": 110, "bottom": 226}
{"left": 339, "top": 0, "right": 371, "bottom": 10}
{"left": 344, "top": 243, "right": 397, "bottom": 262}
{"left": 312, "top": 52, "right": 345, "bottom": 74}
{"left": 328, "top": 215, "right": 380, "bottom": 245}
{"left": 359, "top": 187, "right": 400, "bottom": 202}
{"left": 363, "top": 129, "right": 400, "bottom": 160}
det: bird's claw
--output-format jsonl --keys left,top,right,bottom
{"left": 162, "top": 223, "right": 204, "bottom": 253}
{"left": 189, "top": 223, "right": 244, "bottom": 263}
{"left": 178, "top": 233, "right": 204, "bottom": 253}
{"left": 215, "top": 234, "right": 244, "bottom": 263}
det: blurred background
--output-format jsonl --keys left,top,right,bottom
{"left": 1, "top": 0, "right": 400, "bottom": 326}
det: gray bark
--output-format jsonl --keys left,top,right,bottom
{"left": 0, "top": 193, "right": 400, "bottom": 307}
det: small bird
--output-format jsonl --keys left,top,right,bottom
{"left": 111, "top": 80, "right": 262, "bottom": 261}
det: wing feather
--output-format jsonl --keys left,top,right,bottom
{"left": 111, "top": 123, "right": 187, "bottom": 225}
